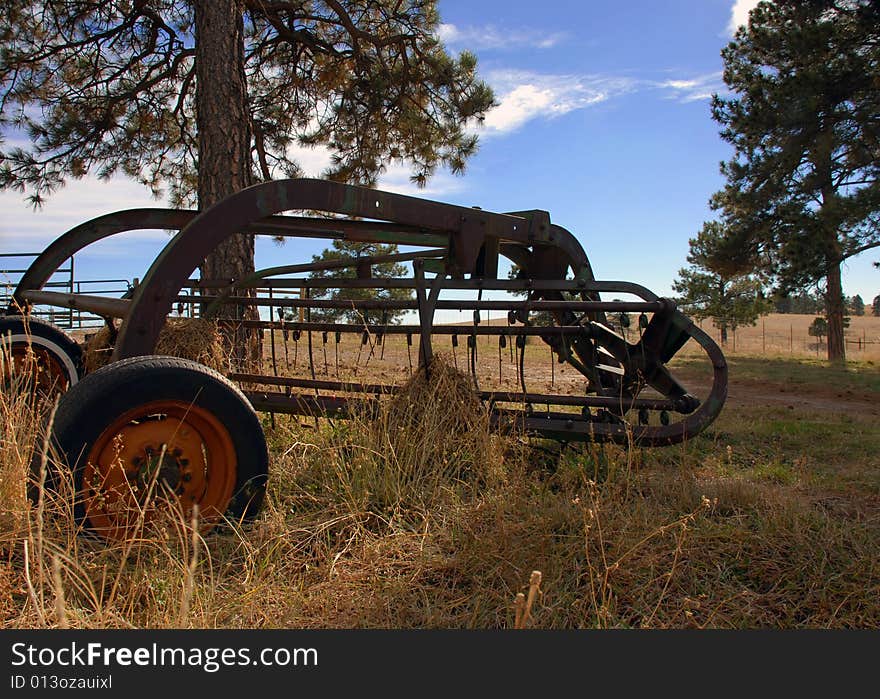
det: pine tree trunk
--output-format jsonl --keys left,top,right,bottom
{"left": 194, "top": 0, "right": 261, "bottom": 368}
{"left": 825, "top": 259, "right": 846, "bottom": 363}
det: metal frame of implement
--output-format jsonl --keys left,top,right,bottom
{"left": 8, "top": 178, "right": 727, "bottom": 446}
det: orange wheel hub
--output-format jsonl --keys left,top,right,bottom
{"left": 5, "top": 343, "right": 70, "bottom": 395}
{"left": 82, "top": 400, "right": 238, "bottom": 540}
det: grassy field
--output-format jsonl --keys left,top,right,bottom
{"left": 2, "top": 332, "right": 879, "bottom": 628}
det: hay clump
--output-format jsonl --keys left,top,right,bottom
{"left": 382, "top": 354, "right": 491, "bottom": 483}
{"left": 82, "top": 324, "right": 116, "bottom": 373}
{"left": 83, "top": 318, "right": 228, "bottom": 373}
{"left": 294, "top": 354, "right": 499, "bottom": 530}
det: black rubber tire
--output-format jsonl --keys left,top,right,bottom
{"left": 0, "top": 315, "right": 83, "bottom": 389}
{"left": 49, "top": 356, "right": 269, "bottom": 537}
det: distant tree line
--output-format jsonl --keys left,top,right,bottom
{"left": 773, "top": 292, "right": 871, "bottom": 317}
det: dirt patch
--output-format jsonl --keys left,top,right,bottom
{"left": 674, "top": 366, "right": 880, "bottom": 417}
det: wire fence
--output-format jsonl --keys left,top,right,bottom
{"left": 1, "top": 252, "right": 133, "bottom": 329}
{"left": 690, "top": 316, "right": 880, "bottom": 360}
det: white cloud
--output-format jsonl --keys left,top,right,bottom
{"left": 728, "top": 0, "right": 763, "bottom": 35}
{"left": 476, "top": 70, "right": 636, "bottom": 135}
{"left": 377, "top": 162, "right": 465, "bottom": 199}
{"left": 657, "top": 72, "right": 724, "bottom": 102}
{"left": 282, "top": 142, "right": 463, "bottom": 199}
{"left": 437, "top": 23, "right": 567, "bottom": 51}
{"left": 0, "top": 176, "right": 170, "bottom": 249}
{"left": 286, "top": 142, "right": 334, "bottom": 177}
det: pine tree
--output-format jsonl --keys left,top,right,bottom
{"left": 0, "top": 1, "right": 494, "bottom": 359}
{"left": 849, "top": 294, "right": 865, "bottom": 316}
{"left": 704, "top": 0, "right": 880, "bottom": 362}
{"left": 773, "top": 291, "right": 823, "bottom": 315}
{"left": 672, "top": 222, "right": 770, "bottom": 344}
{"left": 306, "top": 240, "right": 412, "bottom": 326}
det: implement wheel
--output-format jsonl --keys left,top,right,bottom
{"left": 0, "top": 316, "right": 82, "bottom": 397}
{"left": 50, "top": 356, "right": 268, "bottom": 541}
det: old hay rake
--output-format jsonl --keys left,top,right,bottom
{"left": 2, "top": 179, "right": 727, "bottom": 540}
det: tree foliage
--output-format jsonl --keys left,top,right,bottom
{"left": 672, "top": 222, "right": 770, "bottom": 344}
{"left": 0, "top": 1, "right": 495, "bottom": 208}
{"left": 808, "top": 316, "right": 828, "bottom": 340}
{"left": 848, "top": 293, "right": 865, "bottom": 316}
{"left": 809, "top": 314, "right": 850, "bottom": 341}
{"left": 703, "top": 0, "right": 880, "bottom": 361}
{"left": 773, "top": 290, "right": 824, "bottom": 314}
{"left": 306, "top": 240, "right": 412, "bottom": 325}
{"left": 873, "top": 294, "right": 880, "bottom": 317}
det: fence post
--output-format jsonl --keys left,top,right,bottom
{"left": 69, "top": 254, "right": 76, "bottom": 328}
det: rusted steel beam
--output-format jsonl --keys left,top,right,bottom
{"left": 233, "top": 319, "right": 589, "bottom": 335}
{"left": 248, "top": 215, "right": 449, "bottom": 245}
{"left": 239, "top": 248, "right": 447, "bottom": 284}
{"left": 180, "top": 294, "right": 665, "bottom": 313}
{"left": 231, "top": 373, "right": 394, "bottom": 394}
{"left": 238, "top": 278, "right": 657, "bottom": 295}
{"left": 234, "top": 317, "right": 728, "bottom": 447}
{"left": 240, "top": 388, "right": 714, "bottom": 446}
{"left": 21, "top": 290, "right": 130, "bottom": 318}
{"left": 481, "top": 391, "right": 692, "bottom": 413}
{"left": 232, "top": 373, "right": 690, "bottom": 413}
{"left": 242, "top": 391, "right": 373, "bottom": 419}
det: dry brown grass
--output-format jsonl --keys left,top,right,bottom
{"left": 0, "top": 349, "right": 44, "bottom": 543}
{"left": 689, "top": 313, "right": 880, "bottom": 360}
{"left": 1, "top": 346, "right": 879, "bottom": 629}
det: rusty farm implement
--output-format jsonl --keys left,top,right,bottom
{"left": 2, "top": 178, "right": 728, "bottom": 540}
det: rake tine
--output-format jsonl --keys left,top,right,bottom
{"left": 468, "top": 332, "right": 480, "bottom": 391}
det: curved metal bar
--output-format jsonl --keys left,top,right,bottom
{"left": 547, "top": 224, "right": 595, "bottom": 280}
{"left": 8, "top": 209, "right": 195, "bottom": 315}
{"left": 114, "top": 178, "right": 553, "bottom": 359}
{"left": 624, "top": 316, "right": 728, "bottom": 446}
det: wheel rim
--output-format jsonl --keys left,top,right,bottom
{"left": 82, "top": 400, "right": 238, "bottom": 540}
{"left": 4, "top": 342, "right": 71, "bottom": 396}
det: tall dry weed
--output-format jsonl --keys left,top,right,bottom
{"left": 290, "top": 356, "right": 503, "bottom": 530}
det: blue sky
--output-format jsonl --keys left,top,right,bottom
{"left": 1, "top": 0, "right": 877, "bottom": 304}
